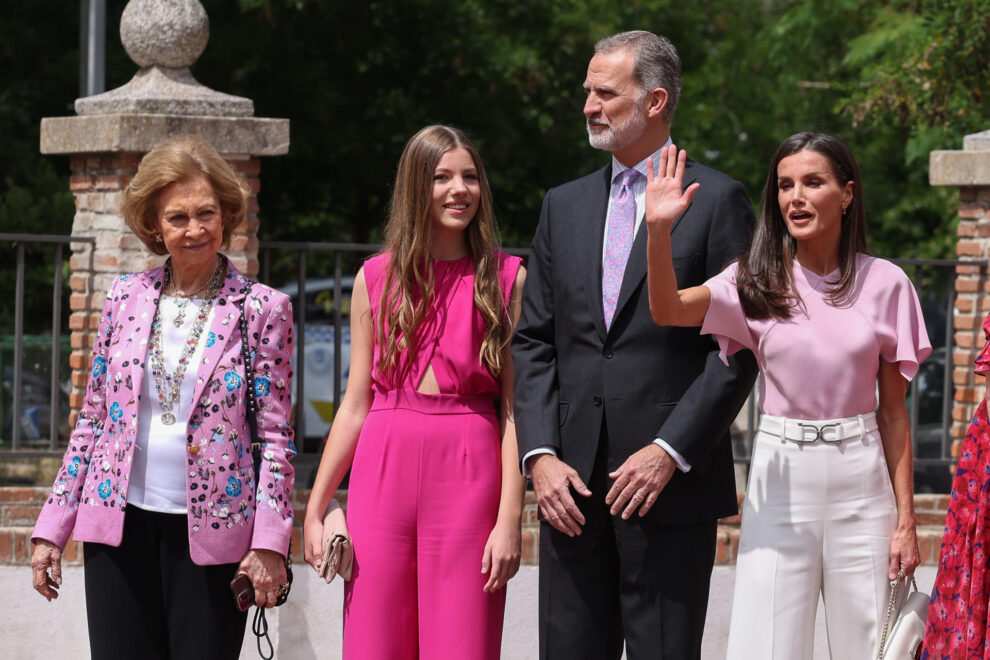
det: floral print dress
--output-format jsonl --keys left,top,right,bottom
{"left": 922, "top": 313, "right": 990, "bottom": 659}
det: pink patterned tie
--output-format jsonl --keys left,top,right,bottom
{"left": 602, "top": 168, "right": 641, "bottom": 329}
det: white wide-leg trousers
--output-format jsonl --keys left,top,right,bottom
{"left": 726, "top": 413, "right": 897, "bottom": 659}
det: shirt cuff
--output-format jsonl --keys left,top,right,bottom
{"left": 521, "top": 446, "right": 557, "bottom": 479}
{"left": 654, "top": 438, "right": 691, "bottom": 473}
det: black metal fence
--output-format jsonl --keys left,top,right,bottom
{"left": 258, "top": 241, "right": 377, "bottom": 450}
{"left": 0, "top": 233, "right": 93, "bottom": 457}
{"left": 0, "top": 235, "right": 970, "bottom": 492}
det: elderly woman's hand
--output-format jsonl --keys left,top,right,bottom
{"left": 237, "top": 549, "right": 288, "bottom": 608}
{"left": 31, "top": 539, "right": 63, "bottom": 601}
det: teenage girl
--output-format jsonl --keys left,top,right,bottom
{"left": 303, "top": 125, "right": 527, "bottom": 659}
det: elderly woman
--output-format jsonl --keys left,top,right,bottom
{"left": 29, "top": 135, "right": 296, "bottom": 660}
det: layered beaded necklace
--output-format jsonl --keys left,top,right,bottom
{"left": 149, "top": 257, "right": 225, "bottom": 425}
{"left": 168, "top": 275, "right": 213, "bottom": 327}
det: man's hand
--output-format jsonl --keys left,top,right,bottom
{"left": 606, "top": 444, "right": 675, "bottom": 519}
{"left": 529, "top": 454, "right": 592, "bottom": 537}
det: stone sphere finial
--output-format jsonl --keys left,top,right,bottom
{"left": 74, "top": 0, "right": 252, "bottom": 116}
{"left": 120, "top": 0, "right": 209, "bottom": 69}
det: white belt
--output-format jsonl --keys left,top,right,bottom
{"left": 758, "top": 413, "right": 877, "bottom": 444}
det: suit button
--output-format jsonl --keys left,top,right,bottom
{"left": 604, "top": 351, "right": 614, "bottom": 359}
{"left": 593, "top": 396, "right": 602, "bottom": 406}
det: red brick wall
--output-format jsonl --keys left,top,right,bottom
{"left": 952, "top": 185, "right": 990, "bottom": 458}
{"left": 0, "top": 487, "right": 82, "bottom": 565}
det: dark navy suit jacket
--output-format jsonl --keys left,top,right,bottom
{"left": 512, "top": 158, "right": 758, "bottom": 523}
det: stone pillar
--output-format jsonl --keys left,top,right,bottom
{"left": 931, "top": 130, "right": 990, "bottom": 458}
{"left": 40, "top": 0, "right": 289, "bottom": 422}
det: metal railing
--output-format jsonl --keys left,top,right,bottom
{"left": 894, "top": 258, "right": 959, "bottom": 470}
{"left": 0, "top": 233, "right": 94, "bottom": 457}
{"left": 258, "top": 241, "right": 378, "bottom": 450}
{"left": 0, "top": 234, "right": 973, "bottom": 489}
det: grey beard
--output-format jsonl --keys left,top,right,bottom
{"left": 586, "top": 112, "right": 646, "bottom": 153}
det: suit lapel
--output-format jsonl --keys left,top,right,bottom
{"left": 612, "top": 159, "right": 699, "bottom": 326}
{"left": 187, "top": 259, "right": 253, "bottom": 420}
{"left": 584, "top": 164, "right": 613, "bottom": 343}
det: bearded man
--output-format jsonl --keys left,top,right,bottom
{"left": 512, "top": 30, "right": 758, "bottom": 659}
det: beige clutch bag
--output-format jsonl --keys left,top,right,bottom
{"left": 318, "top": 498, "right": 353, "bottom": 583}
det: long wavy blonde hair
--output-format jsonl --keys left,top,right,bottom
{"left": 376, "top": 125, "right": 509, "bottom": 385}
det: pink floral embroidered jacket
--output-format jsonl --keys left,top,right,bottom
{"left": 33, "top": 260, "right": 296, "bottom": 565}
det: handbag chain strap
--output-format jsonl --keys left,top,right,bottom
{"left": 238, "top": 289, "right": 293, "bottom": 572}
{"left": 876, "top": 569, "right": 918, "bottom": 659}
{"left": 238, "top": 286, "right": 293, "bottom": 660}
{"left": 237, "top": 289, "right": 260, "bottom": 470}
{"left": 238, "top": 291, "right": 293, "bottom": 577}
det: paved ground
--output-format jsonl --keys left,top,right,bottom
{"left": 3, "top": 564, "right": 936, "bottom": 658}
{"left": 702, "top": 565, "right": 936, "bottom": 659}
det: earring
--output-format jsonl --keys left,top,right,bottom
{"left": 841, "top": 204, "right": 848, "bottom": 215}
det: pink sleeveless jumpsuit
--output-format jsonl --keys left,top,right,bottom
{"left": 343, "top": 251, "right": 522, "bottom": 659}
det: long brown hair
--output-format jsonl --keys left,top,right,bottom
{"left": 736, "top": 132, "right": 867, "bottom": 319}
{"left": 376, "top": 125, "right": 508, "bottom": 385}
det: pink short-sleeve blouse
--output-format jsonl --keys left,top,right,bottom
{"left": 362, "top": 250, "right": 522, "bottom": 395}
{"left": 701, "top": 254, "right": 932, "bottom": 419}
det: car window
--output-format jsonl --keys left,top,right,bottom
{"left": 305, "top": 288, "right": 352, "bottom": 324}
{"left": 279, "top": 278, "right": 355, "bottom": 325}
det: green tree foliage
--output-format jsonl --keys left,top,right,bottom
{"left": 1, "top": 0, "right": 987, "bottom": 294}
{"left": 194, "top": 0, "right": 986, "bottom": 261}
{"left": 843, "top": 0, "right": 988, "bottom": 137}
{"left": 0, "top": 2, "right": 79, "bottom": 335}
{"left": 838, "top": 0, "right": 990, "bottom": 256}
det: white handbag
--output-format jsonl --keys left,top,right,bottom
{"left": 876, "top": 571, "right": 929, "bottom": 660}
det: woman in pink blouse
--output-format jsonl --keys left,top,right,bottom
{"left": 644, "top": 133, "right": 930, "bottom": 658}
{"left": 302, "top": 125, "right": 527, "bottom": 658}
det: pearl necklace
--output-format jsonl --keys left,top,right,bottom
{"left": 149, "top": 259, "right": 225, "bottom": 425}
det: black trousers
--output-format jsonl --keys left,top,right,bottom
{"left": 539, "top": 423, "right": 718, "bottom": 660}
{"left": 83, "top": 506, "right": 247, "bottom": 660}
